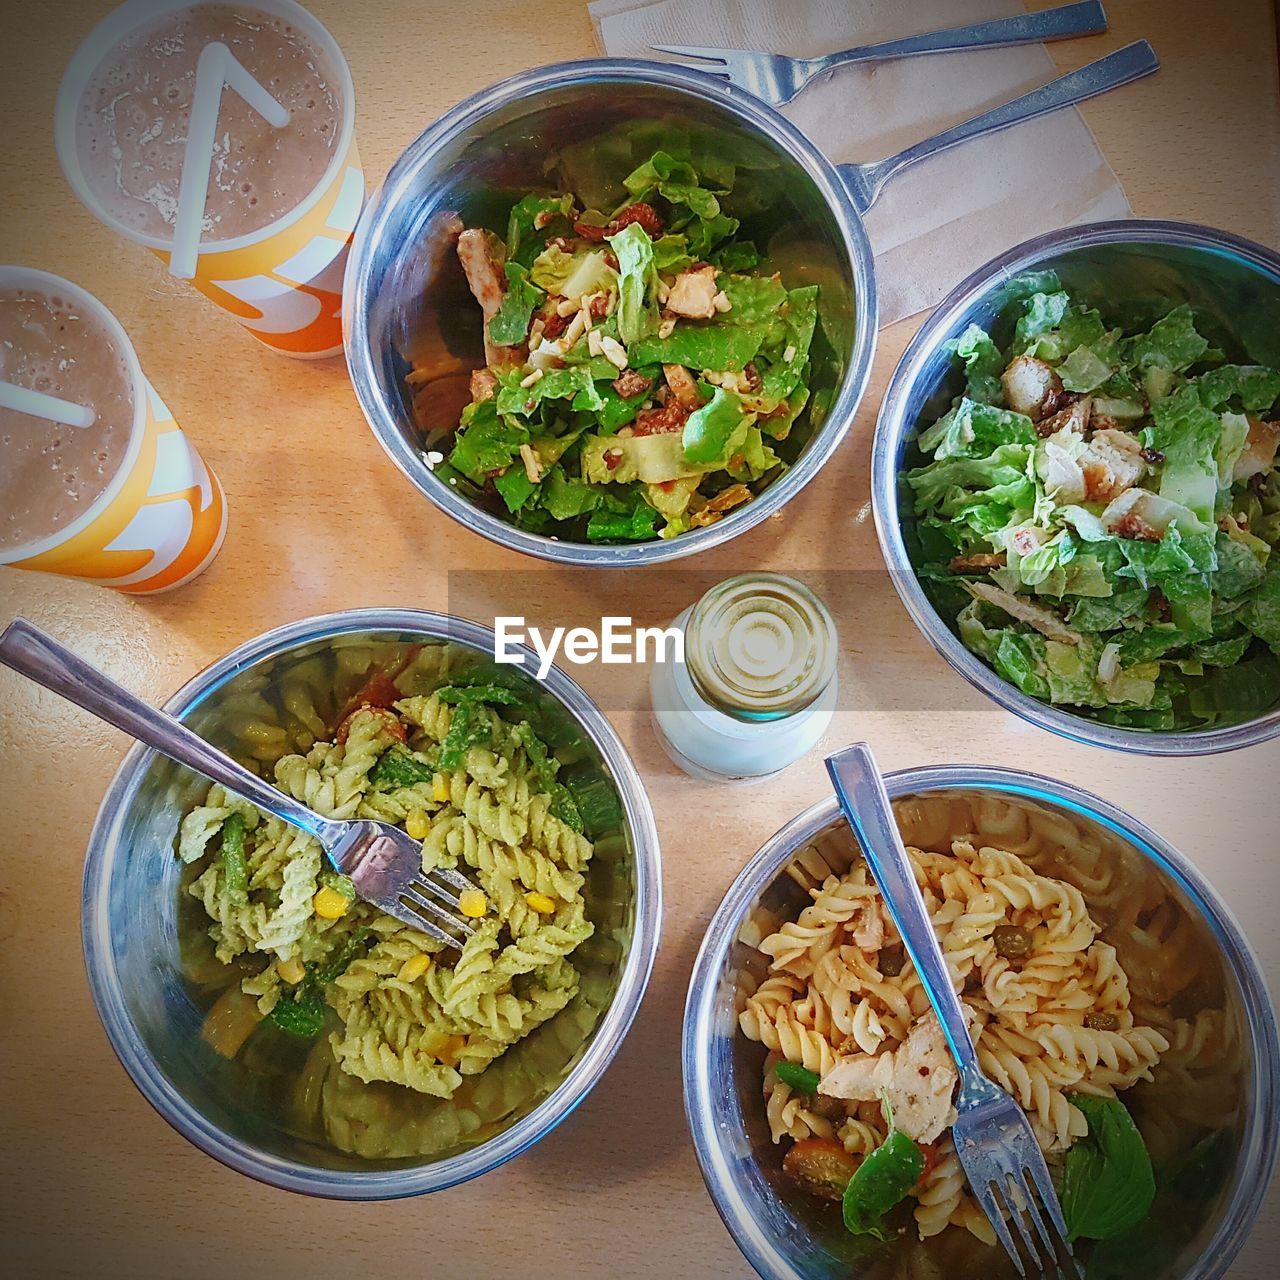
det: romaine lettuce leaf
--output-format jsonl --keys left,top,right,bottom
{"left": 1145, "top": 384, "right": 1229, "bottom": 528}
{"left": 1240, "top": 561, "right": 1280, "bottom": 650}
{"left": 506, "top": 193, "right": 575, "bottom": 267}
{"left": 948, "top": 323, "right": 1004, "bottom": 404}
{"left": 907, "top": 443, "right": 1034, "bottom": 512}
{"left": 683, "top": 387, "right": 750, "bottom": 465}
{"left": 608, "top": 221, "right": 658, "bottom": 344}
{"left": 489, "top": 263, "right": 543, "bottom": 347}
{"left": 630, "top": 321, "right": 763, "bottom": 373}
{"left": 917, "top": 398, "right": 1036, "bottom": 460}
{"left": 447, "top": 399, "right": 529, "bottom": 480}
{"left": 529, "top": 246, "right": 617, "bottom": 299}
{"left": 586, "top": 488, "right": 660, "bottom": 542}
{"left": 760, "top": 286, "right": 819, "bottom": 400}
{"left": 1123, "top": 303, "right": 1209, "bottom": 372}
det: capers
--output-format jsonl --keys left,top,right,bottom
{"left": 1085, "top": 1011, "right": 1120, "bottom": 1032}
{"left": 878, "top": 945, "right": 906, "bottom": 977}
{"left": 992, "top": 924, "right": 1032, "bottom": 959}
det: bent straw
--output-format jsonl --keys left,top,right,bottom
{"left": 168, "top": 42, "right": 290, "bottom": 280}
{"left": 0, "top": 380, "right": 95, "bottom": 429}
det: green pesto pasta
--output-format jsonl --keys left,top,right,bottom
{"left": 176, "top": 685, "right": 597, "bottom": 1105}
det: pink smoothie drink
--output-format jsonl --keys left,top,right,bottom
{"left": 56, "top": 1, "right": 363, "bottom": 357}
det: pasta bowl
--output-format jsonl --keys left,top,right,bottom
{"left": 82, "top": 609, "right": 661, "bottom": 1198}
{"left": 683, "top": 765, "right": 1278, "bottom": 1279}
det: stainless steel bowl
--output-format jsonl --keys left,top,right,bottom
{"left": 82, "top": 609, "right": 661, "bottom": 1198}
{"left": 872, "top": 219, "right": 1280, "bottom": 754}
{"left": 684, "top": 766, "right": 1279, "bottom": 1280}
{"left": 343, "top": 59, "right": 875, "bottom": 565}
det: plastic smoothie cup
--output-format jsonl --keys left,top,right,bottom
{"left": 0, "top": 266, "right": 227, "bottom": 593}
{"left": 55, "top": 0, "right": 364, "bottom": 358}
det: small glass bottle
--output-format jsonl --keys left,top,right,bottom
{"left": 649, "top": 572, "right": 838, "bottom": 783}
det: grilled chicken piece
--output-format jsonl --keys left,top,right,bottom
{"left": 469, "top": 368, "right": 498, "bottom": 403}
{"left": 948, "top": 552, "right": 1006, "bottom": 574}
{"left": 967, "top": 581, "right": 1081, "bottom": 645}
{"left": 1081, "top": 428, "right": 1146, "bottom": 502}
{"left": 457, "top": 228, "right": 525, "bottom": 367}
{"left": 819, "top": 1016, "right": 958, "bottom": 1145}
{"left": 663, "top": 363, "right": 703, "bottom": 409}
{"left": 1036, "top": 396, "right": 1091, "bottom": 439}
{"left": 1002, "top": 355, "right": 1063, "bottom": 421}
{"left": 666, "top": 265, "right": 720, "bottom": 320}
{"left": 1234, "top": 417, "right": 1280, "bottom": 481}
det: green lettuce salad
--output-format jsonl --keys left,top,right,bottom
{"left": 415, "top": 147, "right": 820, "bottom": 543}
{"left": 905, "top": 274, "right": 1280, "bottom": 730}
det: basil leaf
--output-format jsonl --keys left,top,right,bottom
{"left": 842, "top": 1126, "right": 925, "bottom": 1240}
{"left": 1061, "top": 1094, "right": 1155, "bottom": 1241}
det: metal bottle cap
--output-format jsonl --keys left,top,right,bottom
{"left": 684, "top": 573, "right": 837, "bottom": 721}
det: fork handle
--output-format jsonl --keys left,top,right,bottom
{"left": 826, "top": 743, "right": 981, "bottom": 1074}
{"left": 0, "top": 619, "right": 339, "bottom": 845}
{"left": 837, "top": 39, "right": 1158, "bottom": 213}
{"left": 814, "top": 0, "right": 1107, "bottom": 73}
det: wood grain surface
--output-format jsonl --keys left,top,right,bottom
{"left": 0, "top": 1, "right": 1277, "bottom": 1277}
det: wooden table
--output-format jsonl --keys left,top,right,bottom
{"left": 2, "top": 1, "right": 1278, "bottom": 1276}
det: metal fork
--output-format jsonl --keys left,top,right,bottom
{"left": 0, "top": 619, "right": 477, "bottom": 948}
{"left": 653, "top": 0, "right": 1108, "bottom": 107}
{"left": 826, "top": 743, "right": 1083, "bottom": 1279}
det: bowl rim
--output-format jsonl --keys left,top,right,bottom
{"left": 682, "top": 763, "right": 1280, "bottom": 1280}
{"left": 81, "top": 607, "right": 663, "bottom": 1199}
{"left": 342, "top": 57, "right": 878, "bottom": 566}
{"left": 871, "top": 217, "right": 1280, "bottom": 755}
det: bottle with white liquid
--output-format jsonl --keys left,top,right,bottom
{"left": 650, "top": 573, "right": 838, "bottom": 783}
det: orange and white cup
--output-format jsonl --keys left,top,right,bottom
{"left": 0, "top": 269, "right": 227, "bottom": 594}
{"left": 54, "top": 0, "right": 364, "bottom": 359}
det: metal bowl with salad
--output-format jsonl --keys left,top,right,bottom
{"left": 873, "top": 221, "right": 1280, "bottom": 753}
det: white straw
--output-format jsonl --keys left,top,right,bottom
{"left": 0, "top": 380, "right": 95, "bottom": 429}
{"left": 168, "top": 42, "right": 290, "bottom": 281}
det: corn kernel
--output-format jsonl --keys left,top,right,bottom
{"left": 432, "top": 774, "right": 450, "bottom": 803}
{"left": 459, "top": 888, "right": 488, "bottom": 919}
{"left": 313, "top": 886, "right": 351, "bottom": 920}
{"left": 405, "top": 808, "right": 429, "bottom": 841}
{"left": 525, "top": 892, "right": 557, "bottom": 915}
{"left": 277, "top": 956, "right": 306, "bottom": 985}
{"left": 397, "top": 953, "right": 431, "bottom": 983}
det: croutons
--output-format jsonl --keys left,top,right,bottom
{"left": 666, "top": 265, "right": 720, "bottom": 320}
{"left": 1002, "top": 355, "right": 1063, "bottom": 421}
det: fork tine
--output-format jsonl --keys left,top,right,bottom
{"left": 1023, "top": 1152, "right": 1077, "bottom": 1267}
{"left": 1016, "top": 1171, "right": 1075, "bottom": 1280}
{"left": 400, "top": 884, "right": 473, "bottom": 939}
{"left": 392, "top": 900, "right": 464, "bottom": 948}
{"left": 998, "top": 1174, "right": 1047, "bottom": 1276}
{"left": 975, "top": 1179, "right": 1028, "bottom": 1277}
{"left": 432, "top": 866, "right": 479, "bottom": 894}
{"left": 649, "top": 61, "right": 734, "bottom": 79}
{"left": 411, "top": 873, "right": 464, "bottom": 911}
{"left": 649, "top": 43, "right": 731, "bottom": 63}
{"left": 1018, "top": 1172, "right": 1080, "bottom": 1280}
